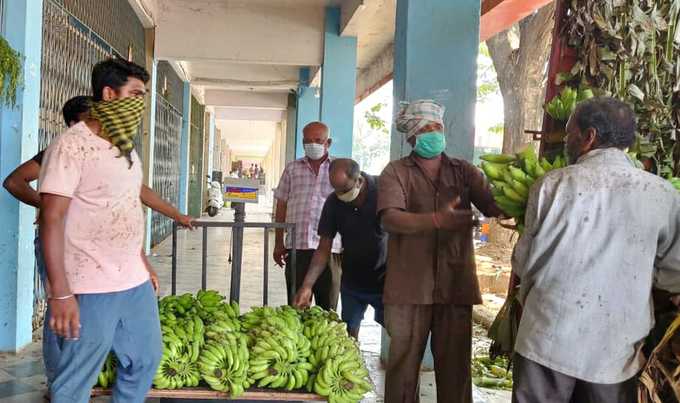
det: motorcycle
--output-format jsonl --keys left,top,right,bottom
{"left": 206, "top": 178, "right": 224, "bottom": 217}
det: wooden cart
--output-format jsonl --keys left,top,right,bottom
{"left": 92, "top": 387, "right": 325, "bottom": 401}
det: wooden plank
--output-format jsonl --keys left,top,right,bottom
{"left": 91, "top": 387, "right": 326, "bottom": 401}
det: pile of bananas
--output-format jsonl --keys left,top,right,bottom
{"left": 199, "top": 331, "right": 250, "bottom": 395}
{"left": 545, "top": 86, "right": 594, "bottom": 122}
{"left": 94, "top": 290, "right": 372, "bottom": 401}
{"left": 313, "top": 355, "right": 372, "bottom": 403}
{"left": 480, "top": 145, "right": 565, "bottom": 233}
{"left": 303, "top": 310, "right": 372, "bottom": 402}
{"left": 153, "top": 293, "right": 208, "bottom": 390}
{"left": 96, "top": 353, "right": 117, "bottom": 388}
{"left": 246, "top": 306, "right": 314, "bottom": 391}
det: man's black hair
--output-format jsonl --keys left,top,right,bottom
{"left": 330, "top": 158, "right": 361, "bottom": 180}
{"left": 91, "top": 58, "right": 150, "bottom": 101}
{"left": 573, "top": 97, "right": 636, "bottom": 149}
{"left": 62, "top": 96, "right": 92, "bottom": 126}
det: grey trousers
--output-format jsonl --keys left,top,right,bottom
{"left": 512, "top": 354, "right": 637, "bottom": 403}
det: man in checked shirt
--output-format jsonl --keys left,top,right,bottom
{"left": 273, "top": 121, "right": 342, "bottom": 310}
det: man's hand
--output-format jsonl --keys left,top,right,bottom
{"left": 434, "top": 197, "right": 474, "bottom": 231}
{"left": 49, "top": 297, "right": 80, "bottom": 340}
{"left": 175, "top": 214, "right": 195, "bottom": 230}
{"left": 148, "top": 268, "right": 160, "bottom": 295}
{"left": 273, "top": 244, "right": 288, "bottom": 267}
{"left": 293, "top": 286, "right": 313, "bottom": 308}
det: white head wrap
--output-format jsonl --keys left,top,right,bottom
{"left": 395, "top": 99, "right": 445, "bottom": 138}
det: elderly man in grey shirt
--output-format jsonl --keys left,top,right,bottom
{"left": 511, "top": 97, "right": 680, "bottom": 403}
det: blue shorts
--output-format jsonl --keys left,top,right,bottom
{"left": 340, "top": 286, "right": 384, "bottom": 332}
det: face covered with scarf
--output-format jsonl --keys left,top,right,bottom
{"left": 395, "top": 100, "right": 446, "bottom": 159}
{"left": 88, "top": 72, "right": 148, "bottom": 167}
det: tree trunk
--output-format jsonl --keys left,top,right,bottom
{"left": 487, "top": 3, "right": 556, "bottom": 154}
{"left": 484, "top": 4, "right": 555, "bottom": 248}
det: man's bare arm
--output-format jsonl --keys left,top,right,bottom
{"left": 301, "top": 237, "right": 333, "bottom": 288}
{"left": 40, "top": 193, "right": 80, "bottom": 339}
{"left": 273, "top": 198, "right": 288, "bottom": 266}
{"left": 3, "top": 160, "right": 41, "bottom": 208}
{"left": 140, "top": 185, "right": 194, "bottom": 229}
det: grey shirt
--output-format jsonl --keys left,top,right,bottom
{"left": 512, "top": 148, "right": 680, "bottom": 384}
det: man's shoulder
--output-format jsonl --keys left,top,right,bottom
{"left": 46, "top": 123, "right": 93, "bottom": 153}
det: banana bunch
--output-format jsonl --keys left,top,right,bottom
{"left": 96, "top": 352, "right": 117, "bottom": 388}
{"left": 199, "top": 332, "right": 250, "bottom": 395}
{"left": 312, "top": 355, "right": 372, "bottom": 403}
{"left": 480, "top": 145, "right": 566, "bottom": 233}
{"left": 300, "top": 305, "right": 341, "bottom": 324}
{"left": 161, "top": 316, "right": 205, "bottom": 363}
{"left": 305, "top": 319, "right": 357, "bottom": 370}
{"left": 153, "top": 347, "right": 201, "bottom": 389}
{"left": 545, "top": 86, "right": 594, "bottom": 122}
{"left": 240, "top": 306, "right": 276, "bottom": 332}
{"left": 246, "top": 308, "right": 313, "bottom": 391}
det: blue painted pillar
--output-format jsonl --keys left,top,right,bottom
{"left": 207, "top": 112, "right": 216, "bottom": 179}
{"left": 390, "top": 0, "right": 480, "bottom": 161}
{"left": 178, "top": 82, "right": 191, "bottom": 215}
{"left": 382, "top": 0, "right": 482, "bottom": 370}
{"left": 144, "top": 59, "right": 158, "bottom": 254}
{"left": 295, "top": 68, "right": 320, "bottom": 159}
{"left": 0, "top": 0, "right": 43, "bottom": 352}
{"left": 319, "top": 7, "right": 357, "bottom": 158}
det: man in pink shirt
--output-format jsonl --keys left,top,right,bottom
{"left": 39, "top": 58, "right": 161, "bottom": 403}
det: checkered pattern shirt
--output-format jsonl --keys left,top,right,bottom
{"left": 274, "top": 157, "right": 342, "bottom": 253}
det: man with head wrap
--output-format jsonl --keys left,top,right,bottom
{"left": 377, "top": 100, "right": 502, "bottom": 403}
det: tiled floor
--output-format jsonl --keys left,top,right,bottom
{"left": 0, "top": 204, "right": 510, "bottom": 403}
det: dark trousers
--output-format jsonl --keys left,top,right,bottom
{"left": 285, "top": 249, "right": 341, "bottom": 311}
{"left": 384, "top": 304, "right": 472, "bottom": 403}
{"left": 512, "top": 354, "right": 637, "bottom": 403}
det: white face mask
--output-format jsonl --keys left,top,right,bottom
{"left": 337, "top": 177, "right": 363, "bottom": 203}
{"left": 304, "top": 143, "right": 326, "bottom": 160}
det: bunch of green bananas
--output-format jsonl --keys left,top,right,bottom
{"left": 312, "top": 355, "right": 372, "bottom": 403}
{"left": 246, "top": 306, "right": 313, "bottom": 391}
{"left": 153, "top": 346, "right": 201, "bottom": 389}
{"left": 544, "top": 86, "right": 594, "bottom": 122}
{"left": 480, "top": 145, "right": 566, "bottom": 233}
{"left": 300, "top": 305, "right": 341, "bottom": 324}
{"left": 304, "top": 319, "right": 356, "bottom": 370}
{"left": 96, "top": 352, "right": 117, "bottom": 388}
{"left": 199, "top": 332, "right": 250, "bottom": 396}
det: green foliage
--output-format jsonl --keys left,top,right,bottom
{"left": 564, "top": 0, "right": 680, "bottom": 176}
{"left": 0, "top": 36, "right": 22, "bottom": 107}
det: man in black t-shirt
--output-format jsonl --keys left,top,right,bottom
{"left": 293, "top": 158, "right": 386, "bottom": 338}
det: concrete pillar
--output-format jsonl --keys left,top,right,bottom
{"left": 295, "top": 68, "right": 320, "bottom": 159}
{"left": 390, "top": 0, "right": 480, "bottom": 161}
{"left": 381, "top": 0, "right": 482, "bottom": 370}
{"left": 178, "top": 82, "right": 192, "bottom": 215}
{"left": 207, "top": 112, "right": 216, "bottom": 179}
{"left": 144, "top": 59, "right": 158, "bottom": 254}
{"left": 0, "top": 0, "right": 43, "bottom": 352}
{"left": 319, "top": 7, "right": 357, "bottom": 158}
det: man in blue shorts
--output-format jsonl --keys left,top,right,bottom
{"left": 293, "top": 158, "right": 386, "bottom": 338}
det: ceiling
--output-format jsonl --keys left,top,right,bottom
{"left": 140, "top": 0, "right": 552, "bottom": 157}
{"left": 216, "top": 120, "right": 279, "bottom": 156}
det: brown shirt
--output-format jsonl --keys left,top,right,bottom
{"left": 377, "top": 153, "right": 501, "bottom": 305}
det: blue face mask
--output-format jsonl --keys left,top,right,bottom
{"left": 414, "top": 132, "right": 446, "bottom": 159}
